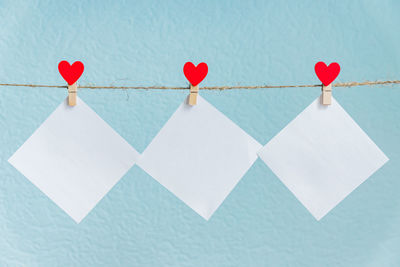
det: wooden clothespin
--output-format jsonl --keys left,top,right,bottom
{"left": 183, "top": 62, "right": 208, "bottom": 106}
{"left": 188, "top": 84, "right": 199, "bottom": 106}
{"left": 314, "top": 61, "right": 341, "bottom": 106}
{"left": 58, "top": 60, "right": 85, "bottom": 106}
{"left": 68, "top": 83, "right": 78, "bottom": 106}
{"left": 321, "top": 84, "right": 332, "bottom": 105}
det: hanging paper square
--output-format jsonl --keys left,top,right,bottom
{"left": 258, "top": 96, "right": 388, "bottom": 220}
{"left": 137, "top": 95, "right": 262, "bottom": 220}
{"left": 9, "top": 97, "right": 140, "bottom": 223}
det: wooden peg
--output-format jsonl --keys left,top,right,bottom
{"left": 68, "top": 82, "right": 77, "bottom": 106}
{"left": 321, "top": 84, "right": 332, "bottom": 105}
{"left": 188, "top": 84, "right": 199, "bottom": 106}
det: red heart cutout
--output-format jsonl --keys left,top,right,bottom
{"left": 314, "top": 62, "right": 340, "bottom": 86}
{"left": 58, "top": 61, "right": 84, "bottom": 85}
{"left": 183, "top": 62, "right": 208, "bottom": 86}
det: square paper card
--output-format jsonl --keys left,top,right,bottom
{"left": 137, "top": 96, "right": 262, "bottom": 220}
{"left": 258, "top": 97, "right": 388, "bottom": 220}
{"left": 9, "top": 97, "right": 139, "bottom": 223}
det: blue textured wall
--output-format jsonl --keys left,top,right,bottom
{"left": 1, "top": 0, "right": 399, "bottom": 266}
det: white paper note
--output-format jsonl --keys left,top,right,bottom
{"left": 137, "top": 96, "right": 262, "bottom": 220}
{"left": 9, "top": 97, "right": 139, "bottom": 223}
{"left": 258, "top": 97, "right": 388, "bottom": 220}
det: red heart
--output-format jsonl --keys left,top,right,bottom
{"left": 183, "top": 62, "right": 208, "bottom": 86}
{"left": 314, "top": 62, "right": 340, "bottom": 86}
{"left": 58, "top": 61, "right": 84, "bottom": 85}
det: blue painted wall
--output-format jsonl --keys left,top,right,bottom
{"left": 1, "top": 0, "right": 399, "bottom": 266}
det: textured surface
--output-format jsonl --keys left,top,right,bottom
{"left": 0, "top": 0, "right": 399, "bottom": 266}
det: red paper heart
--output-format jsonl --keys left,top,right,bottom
{"left": 58, "top": 61, "right": 84, "bottom": 85}
{"left": 183, "top": 62, "right": 208, "bottom": 86}
{"left": 314, "top": 62, "right": 340, "bottom": 86}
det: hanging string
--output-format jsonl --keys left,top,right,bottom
{"left": 0, "top": 80, "right": 399, "bottom": 90}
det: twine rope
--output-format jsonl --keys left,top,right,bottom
{"left": 0, "top": 80, "right": 399, "bottom": 90}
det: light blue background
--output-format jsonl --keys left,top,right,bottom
{"left": 0, "top": 0, "right": 399, "bottom": 266}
